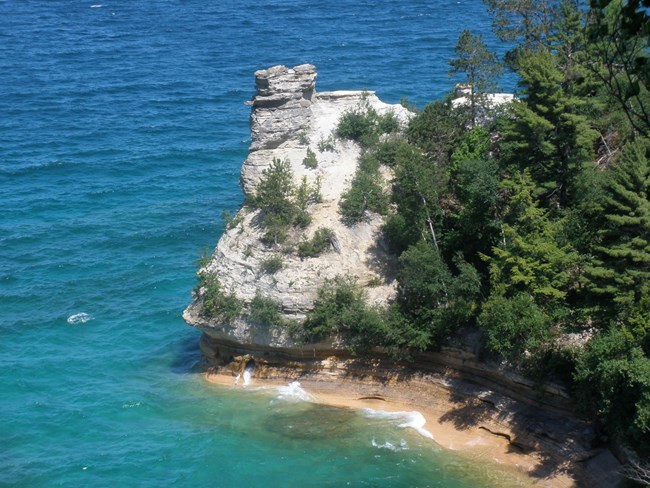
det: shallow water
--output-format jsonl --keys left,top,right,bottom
{"left": 1, "top": 1, "right": 519, "bottom": 486}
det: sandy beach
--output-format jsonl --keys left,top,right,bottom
{"left": 203, "top": 369, "right": 583, "bottom": 487}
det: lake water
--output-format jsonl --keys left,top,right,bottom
{"left": 0, "top": 1, "right": 521, "bottom": 486}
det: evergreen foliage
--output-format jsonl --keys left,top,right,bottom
{"left": 479, "top": 292, "right": 552, "bottom": 367}
{"left": 497, "top": 48, "right": 596, "bottom": 207}
{"left": 396, "top": 241, "right": 481, "bottom": 347}
{"left": 449, "top": 30, "right": 502, "bottom": 125}
{"left": 483, "top": 0, "right": 554, "bottom": 48}
{"left": 339, "top": 153, "right": 389, "bottom": 224}
{"left": 484, "top": 171, "right": 580, "bottom": 301}
{"left": 297, "top": 227, "right": 335, "bottom": 258}
{"left": 588, "top": 0, "right": 650, "bottom": 134}
{"left": 197, "top": 272, "right": 243, "bottom": 322}
{"left": 447, "top": 128, "right": 502, "bottom": 262}
{"left": 303, "top": 275, "right": 390, "bottom": 353}
{"left": 407, "top": 99, "right": 465, "bottom": 164}
{"left": 248, "top": 291, "right": 285, "bottom": 329}
{"left": 259, "top": 255, "right": 283, "bottom": 274}
{"left": 385, "top": 142, "right": 446, "bottom": 253}
{"left": 251, "top": 158, "right": 320, "bottom": 244}
{"left": 585, "top": 138, "right": 650, "bottom": 314}
{"left": 574, "top": 327, "right": 650, "bottom": 455}
{"left": 336, "top": 98, "right": 400, "bottom": 149}
{"left": 222, "top": 0, "right": 650, "bottom": 463}
{"left": 303, "top": 148, "right": 318, "bottom": 169}
{"left": 252, "top": 158, "right": 297, "bottom": 244}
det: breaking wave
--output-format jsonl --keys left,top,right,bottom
{"left": 66, "top": 312, "right": 93, "bottom": 324}
{"left": 361, "top": 409, "right": 434, "bottom": 439}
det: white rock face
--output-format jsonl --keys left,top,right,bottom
{"left": 451, "top": 84, "right": 515, "bottom": 126}
{"left": 183, "top": 65, "right": 412, "bottom": 347}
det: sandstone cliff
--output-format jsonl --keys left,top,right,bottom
{"left": 183, "top": 64, "right": 410, "bottom": 347}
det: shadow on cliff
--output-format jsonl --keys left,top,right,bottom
{"left": 364, "top": 239, "right": 399, "bottom": 284}
{"left": 438, "top": 389, "right": 595, "bottom": 484}
{"left": 170, "top": 330, "right": 203, "bottom": 374}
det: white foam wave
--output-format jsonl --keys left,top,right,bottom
{"left": 243, "top": 362, "right": 254, "bottom": 386}
{"left": 371, "top": 438, "right": 409, "bottom": 451}
{"left": 275, "top": 381, "right": 313, "bottom": 402}
{"left": 362, "top": 409, "right": 434, "bottom": 439}
{"left": 67, "top": 312, "right": 93, "bottom": 324}
{"left": 90, "top": 4, "right": 103, "bottom": 7}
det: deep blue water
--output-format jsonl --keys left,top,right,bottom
{"left": 1, "top": 1, "right": 519, "bottom": 486}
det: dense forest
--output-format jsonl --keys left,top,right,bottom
{"left": 308, "top": 0, "right": 650, "bottom": 477}
{"left": 200, "top": 0, "right": 650, "bottom": 479}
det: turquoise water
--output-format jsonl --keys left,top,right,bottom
{"left": 1, "top": 1, "right": 519, "bottom": 486}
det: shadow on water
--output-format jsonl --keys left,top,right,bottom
{"left": 170, "top": 329, "right": 203, "bottom": 374}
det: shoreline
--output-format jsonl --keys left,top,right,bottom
{"left": 203, "top": 370, "right": 583, "bottom": 487}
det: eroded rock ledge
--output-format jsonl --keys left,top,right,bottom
{"left": 184, "top": 65, "right": 621, "bottom": 487}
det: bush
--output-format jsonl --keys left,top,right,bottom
{"left": 396, "top": 243, "right": 481, "bottom": 348}
{"left": 303, "top": 275, "right": 389, "bottom": 353}
{"left": 251, "top": 159, "right": 321, "bottom": 244}
{"left": 248, "top": 291, "right": 285, "bottom": 328}
{"left": 318, "top": 135, "right": 336, "bottom": 152}
{"left": 407, "top": 98, "right": 465, "bottom": 164}
{"left": 220, "top": 209, "right": 244, "bottom": 230}
{"left": 252, "top": 158, "right": 297, "bottom": 244}
{"left": 303, "top": 148, "right": 318, "bottom": 169}
{"left": 339, "top": 153, "right": 389, "bottom": 224}
{"left": 478, "top": 292, "right": 551, "bottom": 367}
{"left": 294, "top": 176, "right": 320, "bottom": 228}
{"left": 298, "top": 131, "right": 310, "bottom": 146}
{"left": 373, "top": 138, "right": 412, "bottom": 168}
{"left": 297, "top": 228, "right": 335, "bottom": 258}
{"left": 574, "top": 328, "right": 650, "bottom": 455}
{"left": 260, "top": 255, "right": 283, "bottom": 274}
{"left": 377, "top": 111, "right": 401, "bottom": 134}
{"left": 336, "top": 98, "right": 401, "bottom": 149}
{"left": 336, "top": 108, "right": 378, "bottom": 147}
{"left": 198, "top": 272, "right": 243, "bottom": 322}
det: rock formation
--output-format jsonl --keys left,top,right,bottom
{"left": 184, "top": 63, "right": 411, "bottom": 347}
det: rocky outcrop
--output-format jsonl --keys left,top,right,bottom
{"left": 183, "top": 64, "right": 571, "bottom": 412}
{"left": 184, "top": 64, "right": 411, "bottom": 347}
{"left": 249, "top": 64, "right": 316, "bottom": 152}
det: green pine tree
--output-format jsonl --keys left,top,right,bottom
{"left": 484, "top": 170, "right": 580, "bottom": 301}
{"left": 449, "top": 30, "right": 502, "bottom": 126}
{"left": 498, "top": 48, "right": 596, "bottom": 207}
{"left": 252, "top": 158, "right": 298, "bottom": 244}
{"left": 585, "top": 138, "right": 650, "bottom": 313}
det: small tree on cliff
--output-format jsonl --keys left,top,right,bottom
{"left": 252, "top": 158, "right": 297, "bottom": 244}
{"left": 449, "top": 29, "right": 502, "bottom": 126}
